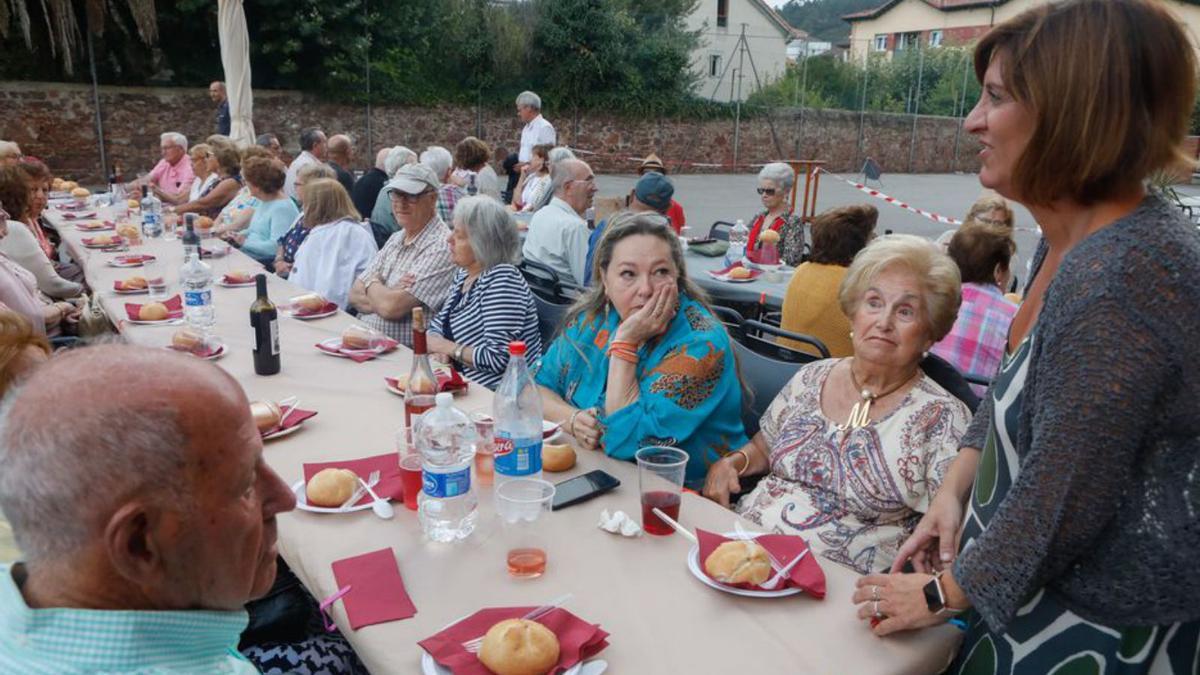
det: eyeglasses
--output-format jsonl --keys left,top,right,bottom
{"left": 390, "top": 190, "right": 433, "bottom": 203}
{"left": 756, "top": 188, "right": 778, "bottom": 196}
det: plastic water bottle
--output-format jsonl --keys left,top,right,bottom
{"left": 726, "top": 218, "right": 749, "bottom": 266}
{"left": 140, "top": 186, "right": 163, "bottom": 239}
{"left": 466, "top": 172, "right": 478, "bottom": 197}
{"left": 416, "top": 393, "right": 478, "bottom": 542}
{"left": 493, "top": 341, "right": 543, "bottom": 489}
{"left": 180, "top": 248, "right": 215, "bottom": 331}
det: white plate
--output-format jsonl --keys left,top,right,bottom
{"left": 112, "top": 287, "right": 149, "bottom": 295}
{"left": 263, "top": 423, "right": 303, "bottom": 441}
{"left": 125, "top": 318, "right": 184, "bottom": 326}
{"left": 217, "top": 279, "right": 256, "bottom": 288}
{"left": 686, "top": 534, "right": 802, "bottom": 599}
{"left": 316, "top": 337, "right": 390, "bottom": 358}
{"left": 107, "top": 258, "right": 153, "bottom": 268}
{"left": 290, "top": 480, "right": 374, "bottom": 514}
{"left": 288, "top": 307, "right": 338, "bottom": 320}
{"left": 543, "top": 420, "right": 561, "bottom": 439}
{"left": 418, "top": 614, "right": 590, "bottom": 675}
{"left": 166, "top": 344, "right": 227, "bottom": 361}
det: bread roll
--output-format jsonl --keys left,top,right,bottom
{"left": 542, "top": 443, "right": 576, "bottom": 472}
{"left": 123, "top": 276, "right": 148, "bottom": 290}
{"left": 71, "top": 187, "right": 90, "bottom": 198}
{"left": 127, "top": 199, "right": 140, "bottom": 209}
{"left": 195, "top": 216, "right": 214, "bottom": 230}
{"left": 478, "top": 619, "right": 560, "bottom": 675}
{"left": 704, "top": 539, "right": 772, "bottom": 585}
{"left": 758, "top": 229, "right": 781, "bottom": 244}
{"left": 52, "top": 178, "right": 65, "bottom": 190}
{"left": 116, "top": 223, "right": 140, "bottom": 239}
{"left": 341, "top": 326, "right": 372, "bottom": 350}
{"left": 728, "top": 267, "right": 752, "bottom": 280}
{"left": 293, "top": 293, "right": 327, "bottom": 311}
{"left": 172, "top": 328, "right": 205, "bottom": 353}
{"left": 226, "top": 270, "right": 253, "bottom": 284}
{"left": 138, "top": 302, "right": 169, "bottom": 321}
{"left": 61, "top": 180, "right": 78, "bottom": 190}
{"left": 305, "top": 468, "right": 358, "bottom": 507}
{"left": 249, "top": 400, "right": 282, "bottom": 433}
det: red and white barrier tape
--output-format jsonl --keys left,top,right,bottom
{"left": 565, "top": 146, "right": 769, "bottom": 170}
{"left": 816, "top": 168, "right": 963, "bottom": 226}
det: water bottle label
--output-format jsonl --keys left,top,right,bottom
{"left": 184, "top": 289, "right": 212, "bottom": 307}
{"left": 423, "top": 466, "right": 471, "bottom": 498}
{"left": 493, "top": 435, "right": 542, "bottom": 476}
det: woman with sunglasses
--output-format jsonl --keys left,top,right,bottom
{"left": 747, "top": 162, "right": 805, "bottom": 266}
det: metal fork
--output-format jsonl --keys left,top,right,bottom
{"left": 337, "top": 470, "right": 380, "bottom": 512}
{"left": 461, "top": 594, "right": 573, "bottom": 653}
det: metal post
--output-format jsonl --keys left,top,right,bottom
{"left": 798, "top": 40, "right": 810, "bottom": 157}
{"left": 733, "top": 25, "right": 748, "bottom": 168}
{"left": 952, "top": 52, "right": 972, "bottom": 170}
{"left": 364, "top": 0, "right": 373, "bottom": 158}
{"left": 907, "top": 45, "right": 925, "bottom": 173}
{"left": 855, "top": 46, "right": 869, "bottom": 171}
{"left": 87, "top": 29, "right": 107, "bottom": 183}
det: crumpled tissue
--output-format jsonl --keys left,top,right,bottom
{"left": 597, "top": 509, "right": 642, "bottom": 537}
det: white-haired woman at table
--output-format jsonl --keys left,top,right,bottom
{"left": 746, "top": 162, "right": 805, "bottom": 266}
{"left": 288, "top": 179, "right": 377, "bottom": 309}
{"left": 0, "top": 200, "right": 77, "bottom": 337}
{"left": 426, "top": 196, "right": 542, "bottom": 389}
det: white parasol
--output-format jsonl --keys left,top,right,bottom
{"left": 218, "top": 0, "right": 256, "bottom": 146}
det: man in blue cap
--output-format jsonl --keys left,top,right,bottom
{"left": 584, "top": 171, "right": 675, "bottom": 285}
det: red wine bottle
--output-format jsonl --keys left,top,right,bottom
{"left": 250, "top": 274, "right": 281, "bottom": 375}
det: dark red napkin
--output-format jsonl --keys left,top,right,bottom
{"left": 331, "top": 548, "right": 417, "bottom": 629}
{"left": 419, "top": 607, "right": 609, "bottom": 675}
{"left": 168, "top": 341, "right": 221, "bottom": 358}
{"left": 113, "top": 254, "right": 155, "bottom": 266}
{"left": 124, "top": 295, "right": 183, "bottom": 321}
{"left": 84, "top": 235, "right": 124, "bottom": 247}
{"left": 315, "top": 337, "right": 399, "bottom": 363}
{"left": 302, "top": 452, "right": 403, "bottom": 507}
{"left": 709, "top": 261, "right": 763, "bottom": 280}
{"left": 292, "top": 301, "right": 338, "bottom": 316}
{"left": 262, "top": 407, "right": 317, "bottom": 436}
{"left": 696, "top": 529, "right": 825, "bottom": 598}
{"left": 385, "top": 368, "right": 468, "bottom": 394}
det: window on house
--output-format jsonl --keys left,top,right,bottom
{"left": 709, "top": 54, "right": 722, "bottom": 78}
{"left": 929, "top": 30, "right": 943, "bottom": 47}
{"left": 717, "top": 0, "right": 729, "bottom": 28}
{"left": 897, "top": 32, "right": 920, "bottom": 50}
{"left": 873, "top": 34, "right": 888, "bottom": 52}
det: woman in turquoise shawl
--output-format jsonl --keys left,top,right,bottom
{"left": 535, "top": 212, "right": 748, "bottom": 487}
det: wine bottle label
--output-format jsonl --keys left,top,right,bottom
{"left": 269, "top": 318, "right": 280, "bottom": 356}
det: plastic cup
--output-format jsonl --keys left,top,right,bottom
{"left": 636, "top": 447, "right": 689, "bottom": 536}
{"left": 144, "top": 259, "right": 168, "bottom": 300}
{"left": 399, "top": 453, "right": 423, "bottom": 512}
{"left": 496, "top": 479, "right": 556, "bottom": 578}
{"left": 471, "top": 412, "right": 495, "bottom": 487}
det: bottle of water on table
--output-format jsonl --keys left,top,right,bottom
{"left": 140, "top": 186, "right": 163, "bottom": 239}
{"left": 726, "top": 218, "right": 748, "bottom": 267}
{"left": 416, "top": 392, "right": 478, "bottom": 543}
{"left": 180, "top": 248, "right": 215, "bottom": 331}
{"left": 493, "top": 340, "right": 543, "bottom": 489}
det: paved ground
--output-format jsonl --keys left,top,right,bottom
{"left": 597, "top": 171, "right": 1042, "bottom": 278}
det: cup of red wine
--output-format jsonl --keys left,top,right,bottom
{"left": 636, "top": 447, "right": 689, "bottom": 536}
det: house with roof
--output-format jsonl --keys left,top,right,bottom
{"left": 843, "top": 0, "right": 1200, "bottom": 63}
{"left": 687, "top": 0, "right": 806, "bottom": 101}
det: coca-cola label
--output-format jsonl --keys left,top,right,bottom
{"left": 493, "top": 434, "right": 541, "bottom": 477}
{"left": 493, "top": 436, "right": 515, "bottom": 457}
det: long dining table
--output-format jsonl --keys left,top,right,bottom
{"left": 45, "top": 204, "right": 962, "bottom": 674}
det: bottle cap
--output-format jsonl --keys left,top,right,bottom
{"left": 435, "top": 392, "right": 453, "bottom": 407}
{"left": 508, "top": 340, "right": 527, "bottom": 356}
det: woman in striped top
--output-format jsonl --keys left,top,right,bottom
{"left": 427, "top": 196, "right": 542, "bottom": 389}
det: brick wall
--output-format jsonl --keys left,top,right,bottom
{"left": 1, "top": 80, "right": 986, "bottom": 185}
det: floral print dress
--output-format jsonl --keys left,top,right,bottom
{"left": 736, "top": 359, "right": 969, "bottom": 574}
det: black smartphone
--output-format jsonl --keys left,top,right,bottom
{"left": 551, "top": 470, "right": 621, "bottom": 511}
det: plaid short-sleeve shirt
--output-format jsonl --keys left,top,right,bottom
{"left": 930, "top": 282, "right": 1018, "bottom": 393}
{"left": 356, "top": 216, "right": 456, "bottom": 346}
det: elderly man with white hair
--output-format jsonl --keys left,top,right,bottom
{"left": 353, "top": 146, "right": 391, "bottom": 218}
{"left": 421, "top": 146, "right": 461, "bottom": 223}
{"left": 284, "top": 127, "right": 327, "bottom": 200}
{"left": 503, "top": 90, "right": 557, "bottom": 202}
{"left": 0, "top": 344, "right": 298, "bottom": 671}
{"left": 138, "top": 132, "right": 194, "bottom": 202}
{"left": 326, "top": 133, "right": 356, "bottom": 194}
{"left": 0, "top": 141, "right": 21, "bottom": 166}
{"left": 369, "top": 146, "right": 419, "bottom": 238}
{"left": 522, "top": 157, "right": 596, "bottom": 287}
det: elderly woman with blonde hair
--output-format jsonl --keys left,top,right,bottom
{"left": 272, "top": 162, "right": 337, "bottom": 277}
{"left": 288, "top": 179, "right": 376, "bottom": 309}
{"left": 704, "top": 234, "right": 971, "bottom": 574}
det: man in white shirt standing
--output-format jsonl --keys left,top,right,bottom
{"left": 521, "top": 158, "right": 596, "bottom": 288}
{"left": 284, "top": 127, "right": 327, "bottom": 200}
{"left": 504, "top": 91, "right": 556, "bottom": 203}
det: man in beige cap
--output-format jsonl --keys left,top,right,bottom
{"left": 349, "top": 163, "right": 456, "bottom": 347}
{"left": 638, "top": 153, "right": 687, "bottom": 234}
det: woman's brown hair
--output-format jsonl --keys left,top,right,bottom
{"left": 242, "top": 157, "right": 286, "bottom": 194}
{"left": 809, "top": 204, "right": 877, "bottom": 266}
{"left": 948, "top": 223, "right": 1016, "bottom": 286}
{"left": 302, "top": 178, "right": 360, "bottom": 228}
{"left": 454, "top": 137, "right": 491, "bottom": 171}
{"left": 975, "top": 0, "right": 1197, "bottom": 205}
{"left": 211, "top": 144, "right": 243, "bottom": 178}
{"left": 0, "top": 309, "right": 50, "bottom": 396}
{"left": 0, "top": 167, "right": 30, "bottom": 221}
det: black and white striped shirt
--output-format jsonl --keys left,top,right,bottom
{"left": 430, "top": 264, "right": 543, "bottom": 389}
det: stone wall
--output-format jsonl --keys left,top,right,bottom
{"left": 1, "top": 80, "right": 989, "bottom": 184}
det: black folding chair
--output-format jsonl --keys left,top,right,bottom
{"left": 710, "top": 305, "right": 745, "bottom": 339}
{"left": 708, "top": 221, "right": 734, "bottom": 241}
{"left": 741, "top": 319, "right": 830, "bottom": 362}
{"left": 533, "top": 293, "right": 572, "bottom": 346}
{"left": 920, "top": 353, "right": 981, "bottom": 413}
{"left": 731, "top": 337, "right": 805, "bottom": 439}
{"left": 519, "top": 258, "right": 580, "bottom": 304}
